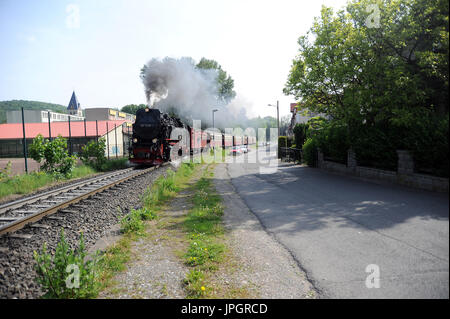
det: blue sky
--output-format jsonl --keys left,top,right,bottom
{"left": 0, "top": 0, "right": 348, "bottom": 118}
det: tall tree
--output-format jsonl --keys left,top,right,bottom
{"left": 196, "top": 58, "right": 236, "bottom": 103}
{"left": 283, "top": 0, "right": 449, "bottom": 128}
{"left": 121, "top": 104, "right": 146, "bottom": 115}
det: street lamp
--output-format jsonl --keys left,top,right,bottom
{"left": 268, "top": 100, "right": 281, "bottom": 158}
{"left": 267, "top": 100, "right": 279, "bottom": 137}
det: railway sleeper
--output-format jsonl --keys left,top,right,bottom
{"left": 30, "top": 223, "right": 50, "bottom": 229}
{"left": 8, "top": 233, "right": 33, "bottom": 240}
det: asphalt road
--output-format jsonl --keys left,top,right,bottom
{"left": 226, "top": 147, "right": 449, "bottom": 298}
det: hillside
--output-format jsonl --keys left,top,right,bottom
{"left": 0, "top": 100, "right": 68, "bottom": 123}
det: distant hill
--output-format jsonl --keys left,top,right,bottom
{"left": 0, "top": 100, "right": 68, "bottom": 123}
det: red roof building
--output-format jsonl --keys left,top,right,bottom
{"left": 0, "top": 120, "right": 131, "bottom": 158}
{"left": 0, "top": 120, "right": 126, "bottom": 139}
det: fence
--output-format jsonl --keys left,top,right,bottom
{"left": 279, "top": 147, "right": 302, "bottom": 163}
{"left": 317, "top": 148, "right": 448, "bottom": 192}
{"left": 0, "top": 109, "right": 133, "bottom": 173}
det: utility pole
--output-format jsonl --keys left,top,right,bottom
{"left": 47, "top": 111, "right": 52, "bottom": 140}
{"left": 21, "top": 107, "right": 28, "bottom": 174}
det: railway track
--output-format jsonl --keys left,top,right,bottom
{"left": 0, "top": 165, "right": 161, "bottom": 236}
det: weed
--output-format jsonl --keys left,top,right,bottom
{"left": 33, "top": 230, "right": 99, "bottom": 299}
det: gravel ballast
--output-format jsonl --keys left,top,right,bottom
{"left": 0, "top": 165, "right": 170, "bottom": 299}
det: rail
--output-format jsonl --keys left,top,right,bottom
{"left": 0, "top": 166, "right": 161, "bottom": 236}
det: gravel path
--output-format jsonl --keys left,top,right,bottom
{"left": 213, "top": 163, "right": 316, "bottom": 298}
{"left": 0, "top": 165, "right": 170, "bottom": 299}
{"left": 98, "top": 194, "right": 193, "bottom": 299}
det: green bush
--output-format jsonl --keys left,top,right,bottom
{"left": 0, "top": 161, "right": 12, "bottom": 182}
{"left": 120, "top": 208, "right": 145, "bottom": 234}
{"left": 99, "top": 158, "right": 129, "bottom": 172}
{"left": 33, "top": 230, "right": 99, "bottom": 299}
{"left": 278, "top": 136, "right": 293, "bottom": 158}
{"left": 29, "top": 134, "right": 77, "bottom": 178}
{"left": 293, "top": 123, "right": 308, "bottom": 148}
{"left": 316, "top": 123, "right": 349, "bottom": 164}
{"left": 302, "top": 137, "right": 318, "bottom": 166}
{"left": 79, "top": 139, "right": 107, "bottom": 170}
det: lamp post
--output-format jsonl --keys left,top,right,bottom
{"left": 268, "top": 100, "right": 280, "bottom": 158}
{"left": 212, "top": 109, "right": 218, "bottom": 160}
{"left": 267, "top": 100, "right": 279, "bottom": 137}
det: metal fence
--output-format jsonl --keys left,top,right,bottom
{"left": 280, "top": 147, "right": 302, "bottom": 163}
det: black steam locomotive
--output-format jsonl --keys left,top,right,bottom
{"left": 129, "top": 107, "right": 188, "bottom": 165}
{"left": 129, "top": 107, "right": 256, "bottom": 165}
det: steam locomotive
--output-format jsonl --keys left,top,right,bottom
{"left": 129, "top": 107, "right": 255, "bottom": 165}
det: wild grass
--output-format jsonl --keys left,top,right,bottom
{"left": 182, "top": 166, "right": 227, "bottom": 298}
{"left": 0, "top": 165, "right": 97, "bottom": 200}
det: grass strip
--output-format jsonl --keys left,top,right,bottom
{"left": 0, "top": 165, "right": 97, "bottom": 200}
{"left": 181, "top": 165, "right": 227, "bottom": 298}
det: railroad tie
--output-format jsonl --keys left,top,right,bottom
{"left": 30, "top": 223, "right": 50, "bottom": 229}
{"left": 8, "top": 233, "right": 33, "bottom": 239}
{"left": 13, "top": 210, "right": 39, "bottom": 215}
{"left": 59, "top": 209, "right": 78, "bottom": 214}
{"left": 46, "top": 216, "right": 64, "bottom": 220}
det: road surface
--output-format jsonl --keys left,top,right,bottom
{"left": 225, "top": 147, "right": 449, "bottom": 298}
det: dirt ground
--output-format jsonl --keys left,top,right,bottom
{"left": 0, "top": 158, "right": 40, "bottom": 176}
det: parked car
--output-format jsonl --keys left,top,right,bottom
{"left": 230, "top": 146, "right": 242, "bottom": 156}
{"left": 240, "top": 145, "right": 249, "bottom": 153}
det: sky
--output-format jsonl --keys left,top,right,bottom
{"left": 0, "top": 0, "right": 349, "bottom": 119}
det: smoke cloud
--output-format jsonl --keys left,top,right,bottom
{"left": 141, "top": 57, "right": 249, "bottom": 129}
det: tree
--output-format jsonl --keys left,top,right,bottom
{"left": 121, "top": 104, "right": 146, "bottom": 115}
{"left": 196, "top": 58, "right": 236, "bottom": 103}
{"left": 283, "top": 0, "right": 449, "bottom": 175}
{"left": 29, "top": 134, "right": 77, "bottom": 178}
{"left": 283, "top": 0, "right": 449, "bottom": 127}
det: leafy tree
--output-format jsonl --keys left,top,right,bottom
{"left": 284, "top": 0, "right": 448, "bottom": 175}
{"left": 284, "top": 0, "right": 448, "bottom": 127}
{"left": 196, "top": 58, "right": 237, "bottom": 103}
{"left": 121, "top": 104, "right": 146, "bottom": 115}
{"left": 29, "top": 134, "right": 77, "bottom": 178}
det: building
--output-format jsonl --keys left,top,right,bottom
{"left": 67, "top": 91, "right": 83, "bottom": 117}
{"left": 6, "top": 91, "right": 85, "bottom": 124}
{"left": 6, "top": 109, "right": 84, "bottom": 124}
{"left": 85, "top": 108, "right": 136, "bottom": 123}
{"left": 0, "top": 120, "right": 130, "bottom": 158}
{"left": 288, "top": 102, "right": 330, "bottom": 136}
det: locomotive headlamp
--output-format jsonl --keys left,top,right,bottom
{"left": 145, "top": 107, "right": 149, "bottom": 112}
{"left": 152, "top": 138, "right": 158, "bottom": 143}
{"left": 133, "top": 138, "right": 138, "bottom": 143}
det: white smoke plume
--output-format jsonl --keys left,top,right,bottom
{"left": 141, "top": 57, "right": 249, "bottom": 129}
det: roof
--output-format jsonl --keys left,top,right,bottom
{"left": 0, "top": 120, "right": 126, "bottom": 140}
{"left": 67, "top": 91, "right": 80, "bottom": 110}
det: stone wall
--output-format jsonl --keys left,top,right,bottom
{"left": 317, "top": 150, "right": 448, "bottom": 192}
